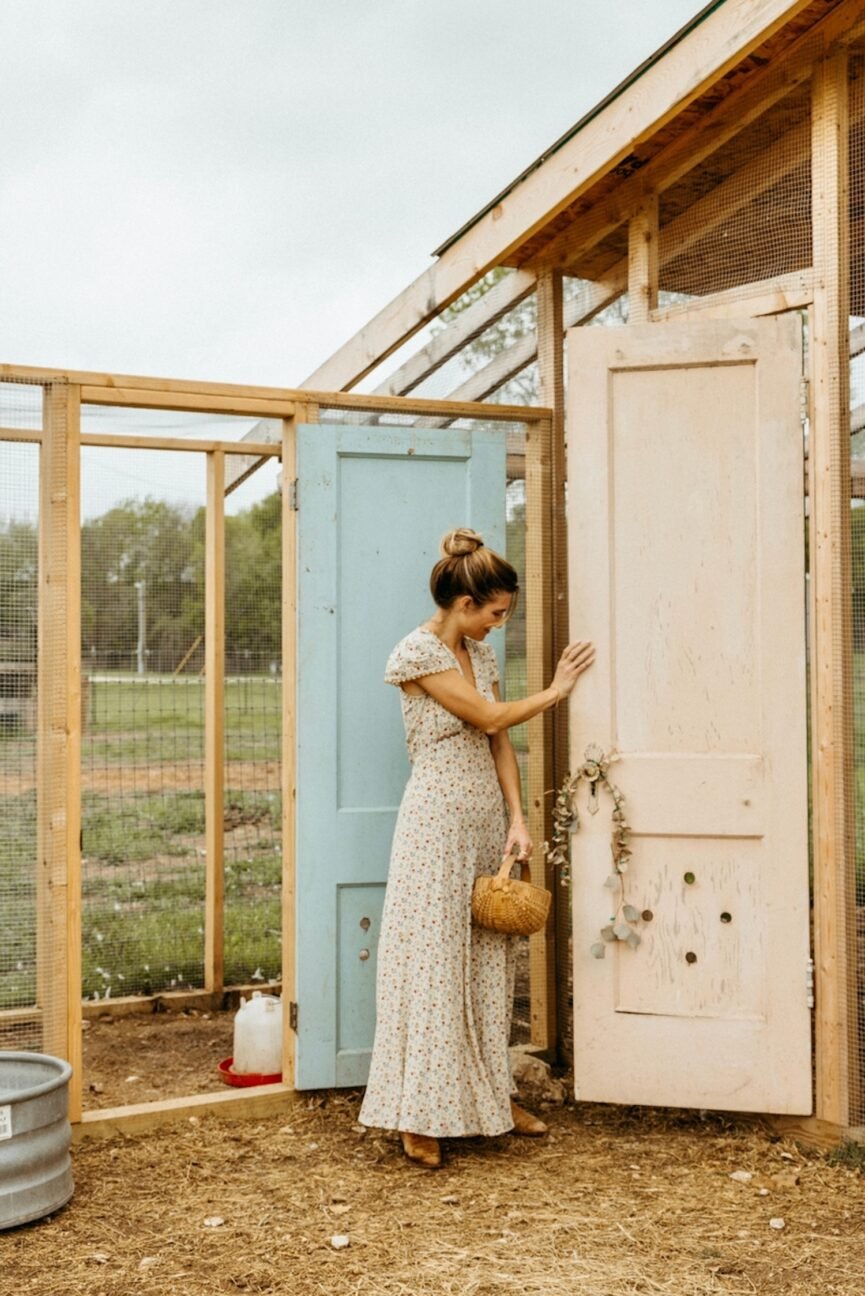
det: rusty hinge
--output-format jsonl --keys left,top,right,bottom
{"left": 289, "top": 1001, "right": 298, "bottom": 1031}
{"left": 806, "top": 957, "right": 815, "bottom": 1010}
{"left": 287, "top": 479, "right": 298, "bottom": 511}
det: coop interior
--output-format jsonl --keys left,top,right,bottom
{"left": 2, "top": 7, "right": 865, "bottom": 1141}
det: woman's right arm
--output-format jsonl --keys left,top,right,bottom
{"left": 410, "top": 641, "right": 595, "bottom": 735}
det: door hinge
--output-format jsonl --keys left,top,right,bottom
{"left": 799, "top": 377, "right": 810, "bottom": 426}
{"left": 806, "top": 957, "right": 815, "bottom": 1009}
{"left": 286, "top": 479, "right": 299, "bottom": 510}
{"left": 289, "top": 1001, "right": 298, "bottom": 1031}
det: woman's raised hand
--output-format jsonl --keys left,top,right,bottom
{"left": 550, "top": 641, "right": 595, "bottom": 701}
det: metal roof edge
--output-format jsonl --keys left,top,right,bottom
{"left": 431, "top": 0, "right": 730, "bottom": 258}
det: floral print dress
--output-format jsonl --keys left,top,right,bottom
{"left": 358, "top": 627, "right": 516, "bottom": 1138}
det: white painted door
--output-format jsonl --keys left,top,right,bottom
{"left": 566, "top": 315, "right": 811, "bottom": 1114}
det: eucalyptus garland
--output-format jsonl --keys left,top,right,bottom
{"left": 543, "top": 744, "right": 642, "bottom": 958}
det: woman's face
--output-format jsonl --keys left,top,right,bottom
{"left": 459, "top": 592, "right": 513, "bottom": 640}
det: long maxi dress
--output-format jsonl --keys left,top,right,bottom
{"left": 358, "top": 626, "right": 517, "bottom": 1139}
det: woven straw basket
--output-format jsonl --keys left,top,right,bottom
{"left": 471, "top": 854, "right": 552, "bottom": 937}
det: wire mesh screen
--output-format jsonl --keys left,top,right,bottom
{"left": 80, "top": 446, "right": 207, "bottom": 1001}
{"left": 848, "top": 43, "right": 865, "bottom": 1130}
{"left": 0, "top": 394, "right": 42, "bottom": 1050}
{"left": 659, "top": 80, "right": 812, "bottom": 302}
{"left": 223, "top": 462, "right": 282, "bottom": 987}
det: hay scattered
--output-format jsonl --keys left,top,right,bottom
{"left": 5, "top": 1091, "right": 865, "bottom": 1294}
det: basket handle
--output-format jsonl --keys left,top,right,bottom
{"left": 496, "top": 850, "right": 532, "bottom": 885}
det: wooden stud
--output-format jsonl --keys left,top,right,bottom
{"left": 280, "top": 415, "right": 299, "bottom": 1087}
{"left": 205, "top": 451, "right": 226, "bottom": 994}
{"left": 37, "top": 383, "right": 82, "bottom": 1120}
{"left": 78, "top": 433, "right": 282, "bottom": 456}
{"left": 627, "top": 196, "right": 659, "bottom": 324}
{"left": 524, "top": 413, "right": 556, "bottom": 1051}
{"left": 535, "top": 271, "right": 568, "bottom": 1052}
{"left": 0, "top": 425, "right": 42, "bottom": 443}
{"left": 810, "top": 48, "right": 859, "bottom": 1129}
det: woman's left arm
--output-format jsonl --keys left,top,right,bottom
{"left": 489, "top": 681, "right": 532, "bottom": 859}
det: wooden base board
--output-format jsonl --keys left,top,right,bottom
{"left": 81, "top": 983, "right": 281, "bottom": 1020}
{"left": 763, "top": 1114, "right": 861, "bottom": 1151}
{"left": 73, "top": 1082, "right": 299, "bottom": 1140}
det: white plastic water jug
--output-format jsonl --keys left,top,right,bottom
{"left": 232, "top": 992, "right": 283, "bottom": 1076}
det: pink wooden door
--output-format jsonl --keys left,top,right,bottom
{"left": 566, "top": 315, "right": 811, "bottom": 1114}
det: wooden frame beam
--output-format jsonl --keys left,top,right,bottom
{"left": 205, "top": 451, "right": 226, "bottom": 995}
{"left": 628, "top": 197, "right": 660, "bottom": 324}
{"left": 651, "top": 269, "right": 815, "bottom": 321}
{"left": 810, "top": 46, "right": 859, "bottom": 1129}
{"left": 38, "top": 383, "right": 82, "bottom": 1120}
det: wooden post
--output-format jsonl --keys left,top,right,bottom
{"left": 280, "top": 403, "right": 317, "bottom": 1086}
{"left": 37, "top": 382, "right": 82, "bottom": 1119}
{"left": 205, "top": 451, "right": 225, "bottom": 994}
{"left": 810, "top": 49, "right": 859, "bottom": 1128}
{"left": 525, "top": 414, "right": 555, "bottom": 1050}
{"left": 535, "top": 271, "right": 566, "bottom": 1052}
{"left": 628, "top": 195, "right": 659, "bottom": 324}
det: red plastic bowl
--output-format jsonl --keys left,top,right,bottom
{"left": 217, "top": 1056, "right": 282, "bottom": 1087}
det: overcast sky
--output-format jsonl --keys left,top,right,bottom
{"left": 1, "top": 0, "right": 703, "bottom": 391}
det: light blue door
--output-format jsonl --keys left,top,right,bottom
{"left": 295, "top": 422, "right": 506, "bottom": 1088}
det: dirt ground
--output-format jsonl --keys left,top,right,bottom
{"left": 82, "top": 1011, "right": 237, "bottom": 1109}
{"left": 5, "top": 1086, "right": 865, "bottom": 1296}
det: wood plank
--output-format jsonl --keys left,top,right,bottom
{"left": 299, "top": 0, "right": 819, "bottom": 391}
{"left": 6, "top": 362, "right": 554, "bottom": 423}
{"left": 627, "top": 197, "right": 660, "bottom": 323}
{"left": 81, "top": 386, "right": 303, "bottom": 418}
{"left": 652, "top": 270, "right": 815, "bottom": 321}
{"left": 73, "top": 1083, "right": 300, "bottom": 1138}
{"left": 0, "top": 425, "right": 42, "bottom": 443}
{"left": 38, "top": 385, "right": 81, "bottom": 1120}
{"left": 281, "top": 415, "right": 299, "bottom": 1088}
{"left": 810, "top": 48, "right": 859, "bottom": 1129}
{"left": 532, "top": 275, "right": 565, "bottom": 1054}
{"left": 80, "top": 983, "right": 283, "bottom": 1019}
{"left": 205, "top": 452, "right": 226, "bottom": 994}
{"left": 64, "top": 386, "right": 82, "bottom": 1123}
{"left": 79, "top": 433, "right": 281, "bottom": 455}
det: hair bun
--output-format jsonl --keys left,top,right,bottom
{"left": 441, "top": 527, "right": 484, "bottom": 558}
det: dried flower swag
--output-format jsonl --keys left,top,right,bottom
{"left": 543, "top": 744, "right": 642, "bottom": 958}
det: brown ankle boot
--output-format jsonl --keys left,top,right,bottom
{"left": 510, "top": 1100, "right": 548, "bottom": 1136}
{"left": 400, "top": 1130, "right": 442, "bottom": 1168}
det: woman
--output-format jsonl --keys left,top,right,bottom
{"left": 358, "top": 528, "right": 594, "bottom": 1168}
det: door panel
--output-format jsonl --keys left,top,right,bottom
{"left": 567, "top": 316, "right": 811, "bottom": 1114}
{"left": 295, "top": 423, "right": 506, "bottom": 1088}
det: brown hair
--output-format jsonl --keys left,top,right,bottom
{"left": 429, "top": 527, "right": 519, "bottom": 612}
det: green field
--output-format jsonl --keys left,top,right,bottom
{"left": 0, "top": 675, "right": 282, "bottom": 1009}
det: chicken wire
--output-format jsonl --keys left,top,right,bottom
{"left": 0, "top": 378, "right": 71, "bottom": 1058}
{"left": 0, "top": 397, "right": 42, "bottom": 1050}
{"left": 848, "top": 42, "right": 865, "bottom": 1131}
{"left": 79, "top": 431, "right": 284, "bottom": 1008}
{"left": 659, "top": 78, "right": 813, "bottom": 303}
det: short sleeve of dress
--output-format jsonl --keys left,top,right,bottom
{"left": 384, "top": 631, "right": 454, "bottom": 686}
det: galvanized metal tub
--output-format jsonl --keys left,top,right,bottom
{"left": 0, "top": 1053, "right": 73, "bottom": 1229}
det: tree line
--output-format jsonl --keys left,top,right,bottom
{"left": 0, "top": 492, "right": 282, "bottom": 671}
